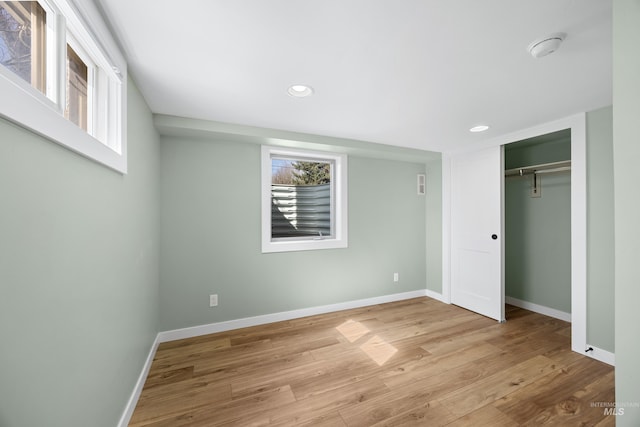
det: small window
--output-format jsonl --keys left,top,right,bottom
{"left": 0, "top": 0, "right": 127, "bottom": 173}
{"left": 0, "top": 1, "right": 47, "bottom": 93}
{"left": 271, "top": 158, "right": 332, "bottom": 239}
{"left": 261, "top": 146, "right": 348, "bottom": 253}
{"left": 65, "top": 43, "right": 89, "bottom": 131}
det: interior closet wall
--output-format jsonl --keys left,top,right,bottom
{"left": 504, "top": 130, "right": 572, "bottom": 314}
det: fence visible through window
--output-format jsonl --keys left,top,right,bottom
{"left": 271, "top": 183, "right": 331, "bottom": 238}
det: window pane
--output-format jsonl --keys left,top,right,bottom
{"left": 0, "top": 1, "right": 46, "bottom": 93}
{"left": 65, "top": 44, "right": 88, "bottom": 131}
{"left": 271, "top": 158, "right": 332, "bottom": 239}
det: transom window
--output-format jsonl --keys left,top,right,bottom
{"left": 64, "top": 42, "right": 89, "bottom": 131}
{"left": 0, "top": 0, "right": 127, "bottom": 173}
{"left": 0, "top": 1, "right": 47, "bottom": 93}
{"left": 261, "top": 146, "right": 348, "bottom": 253}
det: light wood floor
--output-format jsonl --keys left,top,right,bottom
{"left": 129, "top": 298, "right": 615, "bottom": 426}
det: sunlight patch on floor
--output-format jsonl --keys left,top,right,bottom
{"left": 360, "top": 335, "right": 398, "bottom": 366}
{"left": 336, "top": 319, "right": 370, "bottom": 343}
{"left": 336, "top": 319, "right": 398, "bottom": 366}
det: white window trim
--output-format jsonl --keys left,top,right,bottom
{"left": 261, "top": 145, "right": 348, "bottom": 253}
{"left": 0, "top": 0, "right": 127, "bottom": 173}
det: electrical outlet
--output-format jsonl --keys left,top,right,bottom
{"left": 393, "top": 273, "right": 399, "bottom": 282}
{"left": 209, "top": 294, "right": 218, "bottom": 307}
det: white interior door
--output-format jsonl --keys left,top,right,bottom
{"left": 450, "top": 146, "right": 504, "bottom": 321}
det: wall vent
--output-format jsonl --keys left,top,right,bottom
{"left": 417, "top": 174, "right": 426, "bottom": 195}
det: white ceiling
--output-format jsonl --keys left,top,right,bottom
{"left": 97, "top": 0, "right": 612, "bottom": 153}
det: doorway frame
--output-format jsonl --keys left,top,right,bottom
{"left": 442, "top": 113, "right": 586, "bottom": 355}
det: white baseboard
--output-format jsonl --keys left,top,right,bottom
{"left": 117, "top": 335, "right": 159, "bottom": 427}
{"left": 584, "top": 344, "right": 615, "bottom": 366}
{"left": 505, "top": 296, "right": 572, "bottom": 322}
{"left": 158, "top": 289, "right": 428, "bottom": 343}
{"left": 425, "top": 289, "right": 446, "bottom": 303}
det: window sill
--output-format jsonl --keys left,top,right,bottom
{"left": 262, "top": 237, "right": 348, "bottom": 254}
{"left": 0, "top": 71, "right": 127, "bottom": 174}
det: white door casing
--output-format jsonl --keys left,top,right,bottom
{"left": 442, "top": 113, "right": 587, "bottom": 357}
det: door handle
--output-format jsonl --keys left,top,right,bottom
{"left": 491, "top": 234, "right": 498, "bottom": 240}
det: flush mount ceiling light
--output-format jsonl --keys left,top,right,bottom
{"left": 469, "top": 125, "right": 490, "bottom": 133}
{"left": 287, "top": 84, "right": 314, "bottom": 98}
{"left": 528, "top": 32, "right": 567, "bottom": 59}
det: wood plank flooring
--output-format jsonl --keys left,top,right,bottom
{"left": 129, "top": 298, "right": 615, "bottom": 426}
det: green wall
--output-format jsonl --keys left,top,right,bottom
{"left": 504, "top": 130, "right": 571, "bottom": 170}
{"left": 586, "top": 106, "right": 615, "bottom": 353}
{"left": 504, "top": 135, "right": 572, "bottom": 313}
{"left": 0, "top": 78, "right": 160, "bottom": 427}
{"left": 613, "top": 0, "right": 640, "bottom": 423}
{"left": 159, "top": 136, "right": 436, "bottom": 331}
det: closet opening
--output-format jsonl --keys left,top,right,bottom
{"left": 503, "top": 128, "right": 572, "bottom": 322}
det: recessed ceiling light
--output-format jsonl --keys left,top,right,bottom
{"left": 287, "top": 84, "right": 314, "bottom": 98}
{"left": 470, "top": 125, "right": 490, "bottom": 133}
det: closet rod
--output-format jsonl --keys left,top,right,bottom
{"left": 505, "top": 160, "right": 571, "bottom": 177}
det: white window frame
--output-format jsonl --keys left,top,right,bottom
{"left": 261, "top": 145, "right": 348, "bottom": 253}
{"left": 0, "top": 0, "right": 127, "bottom": 173}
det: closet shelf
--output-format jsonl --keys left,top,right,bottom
{"left": 505, "top": 160, "right": 571, "bottom": 177}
